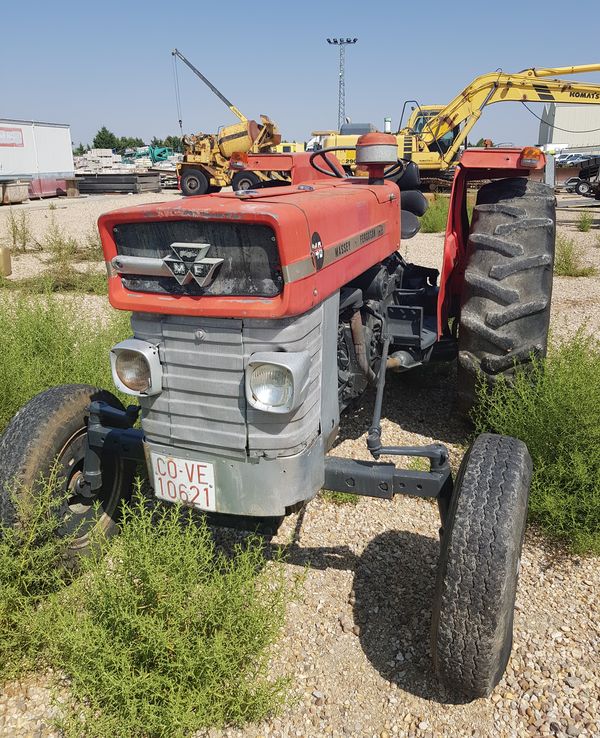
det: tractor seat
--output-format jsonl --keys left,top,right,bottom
{"left": 401, "top": 210, "right": 421, "bottom": 240}
{"left": 401, "top": 189, "right": 428, "bottom": 217}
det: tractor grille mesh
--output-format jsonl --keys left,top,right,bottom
{"left": 131, "top": 308, "right": 323, "bottom": 458}
{"left": 113, "top": 221, "right": 283, "bottom": 297}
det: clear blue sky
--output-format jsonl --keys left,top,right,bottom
{"left": 2, "top": 0, "right": 600, "bottom": 147}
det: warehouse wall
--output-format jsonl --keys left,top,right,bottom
{"left": 538, "top": 104, "right": 600, "bottom": 154}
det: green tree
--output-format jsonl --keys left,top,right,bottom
{"left": 72, "top": 142, "right": 88, "bottom": 156}
{"left": 149, "top": 135, "right": 182, "bottom": 152}
{"left": 116, "top": 136, "right": 145, "bottom": 154}
{"left": 92, "top": 126, "right": 119, "bottom": 151}
{"left": 163, "top": 135, "right": 183, "bottom": 152}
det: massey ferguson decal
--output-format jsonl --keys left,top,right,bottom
{"left": 0, "top": 127, "right": 24, "bottom": 147}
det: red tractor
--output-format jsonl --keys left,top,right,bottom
{"left": 0, "top": 135, "right": 555, "bottom": 700}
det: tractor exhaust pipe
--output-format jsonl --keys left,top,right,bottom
{"left": 350, "top": 311, "right": 377, "bottom": 384}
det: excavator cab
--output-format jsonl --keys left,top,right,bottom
{"left": 408, "top": 106, "right": 458, "bottom": 154}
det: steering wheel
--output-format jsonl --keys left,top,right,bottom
{"left": 309, "top": 146, "right": 408, "bottom": 181}
{"left": 383, "top": 159, "right": 407, "bottom": 180}
{"left": 308, "top": 147, "right": 347, "bottom": 178}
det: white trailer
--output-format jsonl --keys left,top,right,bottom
{"left": 0, "top": 119, "right": 74, "bottom": 199}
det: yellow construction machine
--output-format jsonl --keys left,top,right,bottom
{"left": 321, "top": 64, "right": 600, "bottom": 183}
{"left": 172, "top": 49, "right": 282, "bottom": 195}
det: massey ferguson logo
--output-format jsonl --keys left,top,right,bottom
{"left": 164, "top": 243, "right": 224, "bottom": 288}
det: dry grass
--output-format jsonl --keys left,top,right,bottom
{"left": 4, "top": 208, "right": 33, "bottom": 253}
{"left": 577, "top": 211, "right": 594, "bottom": 233}
{"left": 554, "top": 234, "right": 597, "bottom": 277}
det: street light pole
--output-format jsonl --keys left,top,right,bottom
{"left": 326, "top": 37, "right": 358, "bottom": 131}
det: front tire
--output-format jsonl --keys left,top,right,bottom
{"left": 0, "top": 385, "right": 135, "bottom": 550}
{"left": 457, "top": 177, "right": 555, "bottom": 413}
{"left": 431, "top": 433, "right": 531, "bottom": 699}
{"left": 180, "top": 168, "right": 209, "bottom": 196}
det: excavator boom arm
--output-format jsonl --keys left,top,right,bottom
{"left": 521, "top": 64, "right": 600, "bottom": 78}
{"left": 408, "top": 65, "right": 600, "bottom": 165}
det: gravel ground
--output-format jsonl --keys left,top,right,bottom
{"left": 0, "top": 193, "right": 599, "bottom": 738}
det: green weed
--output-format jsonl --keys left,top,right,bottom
{"left": 0, "top": 295, "right": 128, "bottom": 432}
{"left": 41, "top": 499, "right": 289, "bottom": 737}
{"left": 407, "top": 457, "right": 430, "bottom": 472}
{"left": 80, "top": 226, "right": 104, "bottom": 261}
{"left": 4, "top": 208, "right": 33, "bottom": 253}
{"left": 14, "top": 265, "right": 107, "bottom": 295}
{"left": 38, "top": 213, "right": 79, "bottom": 263}
{"left": 35, "top": 214, "right": 103, "bottom": 264}
{"left": 417, "top": 193, "right": 475, "bottom": 234}
{"left": 420, "top": 195, "right": 449, "bottom": 233}
{"left": 474, "top": 332, "right": 600, "bottom": 554}
{"left": 321, "top": 490, "right": 359, "bottom": 505}
{"left": 0, "top": 473, "right": 76, "bottom": 680}
{"left": 553, "top": 234, "right": 596, "bottom": 277}
{"left": 576, "top": 211, "right": 593, "bottom": 233}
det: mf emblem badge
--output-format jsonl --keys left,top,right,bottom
{"left": 310, "top": 232, "right": 324, "bottom": 271}
{"left": 164, "top": 242, "right": 224, "bottom": 287}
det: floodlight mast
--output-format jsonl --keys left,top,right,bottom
{"left": 326, "top": 37, "right": 358, "bottom": 130}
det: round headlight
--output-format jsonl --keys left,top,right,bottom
{"left": 115, "top": 350, "right": 151, "bottom": 392}
{"left": 249, "top": 363, "right": 293, "bottom": 409}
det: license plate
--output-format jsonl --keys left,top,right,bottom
{"left": 151, "top": 452, "right": 216, "bottom": 512}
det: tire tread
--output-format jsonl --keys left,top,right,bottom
{"left": 458, "top": 177, "right": 555, "bottom": 412}
{"left": 431, "top": 433, "right": 532, "bottom": 698}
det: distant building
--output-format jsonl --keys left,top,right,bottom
{"left": 538, "top": 104, "right": 600, "bottom": 154}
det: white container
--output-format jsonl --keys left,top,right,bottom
{"left": 0, "top": 119, "right": 74, "bottom": 198}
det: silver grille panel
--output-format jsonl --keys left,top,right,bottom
{"left": 132, "top": 307, "right": 323, "bottom": 458}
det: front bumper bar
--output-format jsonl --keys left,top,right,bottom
{"left": 81, "top": 400, "right": 453, "bottom": 527}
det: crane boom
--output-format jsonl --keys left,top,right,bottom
{"left": 172, "top": 48, "right": 248, "bottom": 123}
{"left": 405, "top": 65, "right": 600, "bottom": 166}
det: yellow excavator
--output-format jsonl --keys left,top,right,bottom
{"left": 172, "top": 49, "right": 282, "bottom": 195}
{"left": 321, "top": 64, "right": 600, "bottom": 182}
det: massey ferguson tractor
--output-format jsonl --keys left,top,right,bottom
{"left": 0, "top": 134, "right": 555, "bottom": 701}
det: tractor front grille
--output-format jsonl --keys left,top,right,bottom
{"left": 131, "top": 307, "right": 323, "bottom": 458}
{"left": 113, "top": 220, "right": 283, "bottom": 297}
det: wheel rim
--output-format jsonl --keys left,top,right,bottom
{"left": 56, "top": 427, "right": 122, "bottom": 544}
{"left": 238, "top": 177, "right": 254, "bottom": 190}
{"left": 186, "top": 176, "right": 200, "bottom": 192}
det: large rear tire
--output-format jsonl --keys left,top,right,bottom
{"left": 457, "top": 177, "right": 555, "bottom": 413}
{"left": 431, "top": 433, "right": 531, "bottom": 700}
{"left": 0, "top": 385, "right": 135, "bottom": 551}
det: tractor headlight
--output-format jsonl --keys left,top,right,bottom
{"left": 110, "top": 339, "right": 162, "bottom": 396}
{"left": 246, "top": 352, "right": 311, "bottom": 414}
